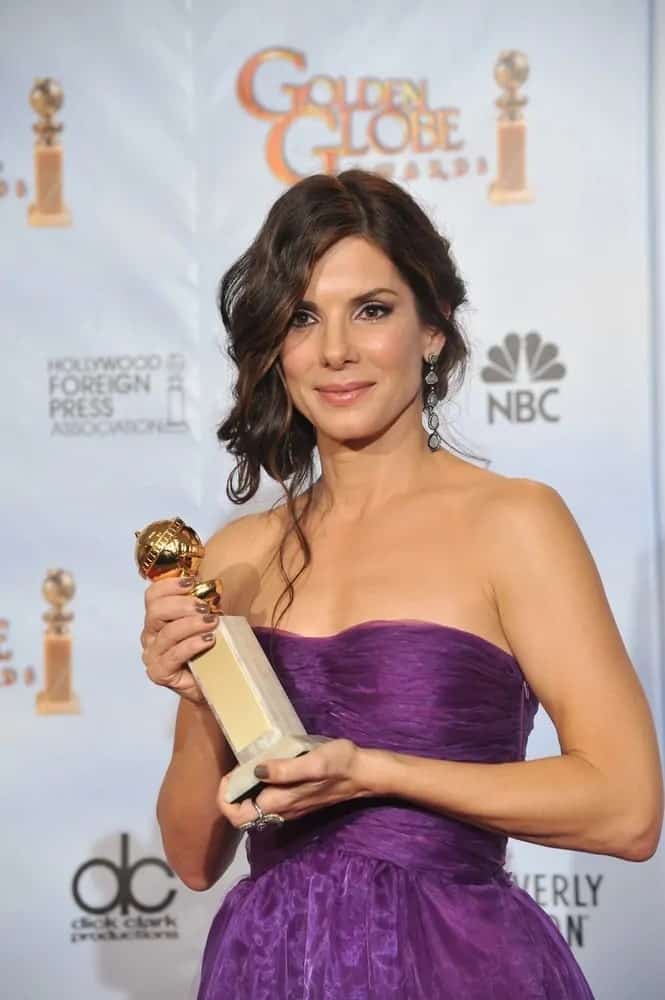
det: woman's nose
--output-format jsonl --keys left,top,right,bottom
{"left": 318, "top": 321, "right": 355, "bottom": 366}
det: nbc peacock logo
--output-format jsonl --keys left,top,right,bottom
{"left": 480, "top": 332, "right": 566, "bottom": 424}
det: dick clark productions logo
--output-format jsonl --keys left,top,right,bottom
{"left": 70, "top": 833, "right": 179, "bottom": 943}
{"left": 481, "top": 332, "right": 566, "bottom": 424}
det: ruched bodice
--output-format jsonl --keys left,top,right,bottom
{"left": 247, "top": 619, "right": 537, "bottom": 884}
{"left": 196, "top": 620, "right": 595, "bottom": 1000}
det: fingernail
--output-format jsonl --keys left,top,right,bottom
{"left": 179, "top": 577, "right": 194, "bottom": 587}
{"left": 202, "top": 632, "right": 214, "bottom": 641}
{"left": 195, "top": 603, "right": 208, "bottom": 613}
{"left": 254, "top": 765, "right": 268, "bottom": 779}
{"left": 202, "top": 613, "right": 216, "bottom": 623}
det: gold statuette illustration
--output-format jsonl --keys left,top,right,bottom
{"left": 134, "top": 517, "right": 329, "bottom": 803}
{"left": 28, "top": 77, "right": 72, "bottom": 227}
{"left": 488, "top": 50, "right": 534, "bottom": 204}
{"left": 36, "top": 569, "right": 80, "bottom": 714}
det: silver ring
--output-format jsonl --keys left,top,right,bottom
{"left": 239, "top": 797, "right": 285, "bottom": 833}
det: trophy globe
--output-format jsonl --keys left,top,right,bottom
{"left": 30, "top": 78, "right": 64, "bottom": 144}
{"left": 134, "top": 517, "right": 222, "bottom": 609}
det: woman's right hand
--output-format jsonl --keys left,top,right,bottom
{"left": 140, "top": 575, "right": 220, "bottom": 705}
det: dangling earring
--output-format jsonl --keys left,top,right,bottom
{"left": 424, "top": 353, "right": 442, "bottom": 451}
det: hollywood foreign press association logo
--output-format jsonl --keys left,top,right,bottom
{"left": 47, "top": 351, "right": 191, "bottom": 437}
{"left": 480, "top": 332, "right": 566, "bottom": 424}
{"left": 70, "top": 833, "right": 178, "bottom": 943}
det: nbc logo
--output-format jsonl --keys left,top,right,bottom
{"left": 480, "top": 332, "right": 566, "bottom": 424}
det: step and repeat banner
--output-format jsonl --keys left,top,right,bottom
{"left": 2, "top": 2, "right": 664, "bottom": 997}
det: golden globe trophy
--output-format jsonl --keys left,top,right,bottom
{"left": 28, "top": 77, "right": 72, "bottom": 227}
{"left": 488, "top": 50, "right": 534, "bottom": 205}
{"left": 35, "top": 569, "right": 80, "bottom": 715}
{"left": 134, "top": 517, "right": 328, "bottom": 803}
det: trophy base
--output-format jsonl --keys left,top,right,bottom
{"left": 226, "top": 734, "right": 331, "bottom": 804}
{"left": 35, "top": 690, "right": 80, "bottom": 714}
{"left": 487, "top": 183, "right": 534, "bottom": 204}
{"left": 28, "top": 204, "right": 72, "bottom": 227}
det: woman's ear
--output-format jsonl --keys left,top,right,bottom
{"left": 425, "top": 327, "right": 446, "bottom": 358}
{"left": 431, "top": 303, "right": 452, "bottom": 355}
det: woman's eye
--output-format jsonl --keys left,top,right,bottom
{"left": 358, "top": 302, "right": 391, "bottom": 321}
{"left": 290, "top": 310, "right": 314, "bottom": 328}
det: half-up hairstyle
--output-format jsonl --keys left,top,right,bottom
{"left": 217, "top": 169, "right": 479, "bottom": 637}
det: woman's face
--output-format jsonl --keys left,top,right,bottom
{"left": 279, "top": 236, "right": 445, "bottom": 448}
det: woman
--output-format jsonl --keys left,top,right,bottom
{"left": 141, "top": 169, "right": 663, "bottom": 998}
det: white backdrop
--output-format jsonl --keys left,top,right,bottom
{"left": 1, "top": 2, "right": 664, "bottom": 998}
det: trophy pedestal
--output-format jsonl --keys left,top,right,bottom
{"left": 487, "top": 184, "right": 533, "bottom": 204}
{"left": 28, "top": 144, "right": 71, "bottom": 227}
{"left": 35, "top": 691, "right": 80, "bottom": 715}
{"left": 28, "top": 206, "right": 72, "bottom": 227}
{"left": 35, "top": 630, "right": 79, "bottom": 715}
{"left": 188, "top": 616, "right": 331, "bottom": 803}
{"left": 489, "top": 119, "right": 533, "bottom": 204}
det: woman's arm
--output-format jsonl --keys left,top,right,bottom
{"left": 357, "top": 480, "right": 663, "bottom": 859}
{"left": 157, "top": 697, "right": 240, "bottom": 890}
{"left": 156, "top": 512, "right": 266, "bottom": 890}
{"left": 226, "top": 481, "right": 663, "bottom": 862}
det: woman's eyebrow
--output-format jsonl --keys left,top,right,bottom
{"left": 298, "top": 287, "right": 399, "bottom": 309}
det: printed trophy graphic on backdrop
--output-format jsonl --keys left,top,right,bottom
{"left": 35, "top": 569, "right": 80, "bottom": 714}
{"left": 28, "top": 77, "right": 71, "bottom": 227}
{"left": 134, "top": 517, "right": 329, "bottom": 806}
{"left": 165, "top": 354, "right": 188, "bottom": 432}
{"left": 488, "top": 50, "right": 534, "bottom": 204}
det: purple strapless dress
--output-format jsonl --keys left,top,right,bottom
{"left": 196, "top": 620, "right": 595, "bottom": 999}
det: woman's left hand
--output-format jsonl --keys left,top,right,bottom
{"left": 217, "top": 738, "right": 371, "bottom": 828}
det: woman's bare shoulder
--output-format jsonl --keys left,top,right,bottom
{"left": 206, "top": 504, "right": 287, "bottom": 556}
{"left": 194, "top": 508, "right": 284, "bottom": 609}
{"left": 461, "top": 466, "right": 583, "bottom": 592}
{"left": 476, "top": 470, "right": 568, "bottom": 521}
{"left": 439, "top": 454, "right": 556, "bottom": 512}
{"left": 436, "top": 461, "right": 573, "bottom": 567}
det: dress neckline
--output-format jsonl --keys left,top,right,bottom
{"left": 251, "top": 618, "right": 519, "bottom": 668}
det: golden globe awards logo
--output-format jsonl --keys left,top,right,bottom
{"left": 237, "top": 47, "right": 534, "bottom": 201}
{"left": 237, "top": 48, "right": 489, "bottom": 186}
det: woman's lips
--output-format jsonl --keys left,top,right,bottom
{"left": 316, "top": 384, "right": 374, "bottom": 405}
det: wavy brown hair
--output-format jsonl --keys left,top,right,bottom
{"left": 216, "top": 168, "right": 482, "bottom": 636}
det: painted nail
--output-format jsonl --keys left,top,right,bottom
{"left": 202, "top": 613, "right": 216, "bottom": 623}
{"left": 202, "top": 632, "right": 214, "bottom": 641}
{"left": 254, "top": 765, "right": 268, "bottom": 779}
{"left": 179, "top": 577, "right": 194, "bottom": 587}
{"left": 195, "top": 603, "right": 208, "bottom": 613}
